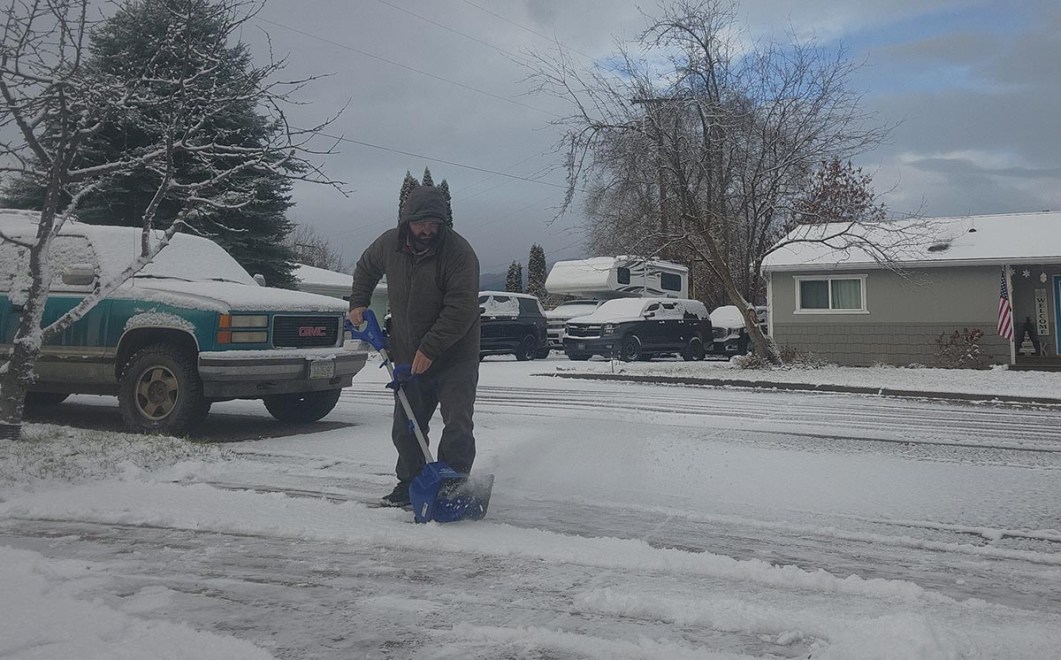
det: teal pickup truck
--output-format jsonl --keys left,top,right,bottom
{"left": 0, "top": 210, "right": 367, "bottom": 434}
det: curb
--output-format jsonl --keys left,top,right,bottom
{"left": 542, "top": 372, "right": 1061, "bottom": 407}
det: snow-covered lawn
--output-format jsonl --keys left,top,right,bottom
{"left": 2, "top": 356, "right": 1059, "bottom": 659}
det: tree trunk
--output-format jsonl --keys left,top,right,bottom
{"left": 0, "top": 340, "right": 39, "bottom": 441}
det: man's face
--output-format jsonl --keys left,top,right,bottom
{"left": 408, "top": 219, "right": 441, "bottom": 250}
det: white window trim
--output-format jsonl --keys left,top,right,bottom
{"left": 793, "top": 274, "right": 869, "bottom": 314}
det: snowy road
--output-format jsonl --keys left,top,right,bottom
{"left": 2, "top": 357, "right": 1061, "bottom": 658}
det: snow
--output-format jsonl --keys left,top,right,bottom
{"left": 570, "top": 298, "right": 655, "bottom": 322}
{"left": 711, "top": 305, "right": 747, "bottom": 329}
{"left": 2, "top": 357, "right": 1061, "bottom": 658}
{"left": 762, "top": 210, "right": 1061, "bottom": 271}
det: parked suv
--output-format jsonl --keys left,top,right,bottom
{"left": 709, "top": 305, "right": 768, "bottom": 356}
{"left": 545, "top": 299, "right": 604, "bottom": 350}
{"left": 478, "top": 291, "right": 549, "bottom": 361}
{"left": 0, "top": 212, "right": 368, "bottom": 434}
{"left": 563, "top": 298, "right": 711, "bottom": 361}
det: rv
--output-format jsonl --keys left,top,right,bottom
{"left": 544, "top": 256, "right": 688, "bottom": 300}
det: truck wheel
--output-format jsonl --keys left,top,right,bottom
{"left": 515, "top": 335, "right": 537, "bottom": 361}
{"left": 683, "top": 336, "right": 705, "bottom": 361}
{"left": 263, "top": 389, "right": 342, "bottom": 423}
{"left": 620, "top": 334, "right": 642, "bottom": 362}
{"left": 535, "top": 347, "right": 551, "bottom": 359}
{"left": 119, "top": 344, "right": 210, "bottom": 434}
{"left": 25, "top": 392, "right": 70, "bottom": 407}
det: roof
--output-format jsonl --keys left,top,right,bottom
{"left": 761, "top": 211, "right": 1061, "bottom": 272}
{"left": 294, "top": 264, "right": 353, "bottom": 287}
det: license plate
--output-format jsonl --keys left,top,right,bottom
{"left": 577, "top": 342, "right": 586, "bottom": 351}
{"left": 309, "top": 360, "right": 335, "bottom": 379}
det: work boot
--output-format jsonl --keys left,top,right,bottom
{"left": 380, "top": 482, "right": 411, "bottom": 507}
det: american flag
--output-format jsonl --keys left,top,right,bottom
{"left": 997, "top": 269, "right": 1013, "bottom": 341}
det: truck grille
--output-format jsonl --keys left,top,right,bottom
{"left": 712, "top": 327, "right": 727, "bottom": 340}
{"left": 566, "top": 324, "right": 601, "bottom": 339}
{"left": 272, "top": 315, "right": 340, "bottom": 348}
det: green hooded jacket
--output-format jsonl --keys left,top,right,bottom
{"left": 349, "top": 186, "right": 481, "bottom": 367}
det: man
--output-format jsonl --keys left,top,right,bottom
{"left": 348, "top": 184, "right": 481, "bottom": 507}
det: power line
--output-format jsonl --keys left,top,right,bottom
{"left": 375, "top": 0, "right": 529, "bottom": 65}
{"left": 458, "top": 0, "right": 598, "bottom": 63}
{"left": 256, "top": 17, "right": 560, "bottom": 119}
{"left": 313, "top": 129, "right": 572, "bottom": 191}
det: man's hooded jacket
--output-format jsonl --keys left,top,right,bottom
{"left": 349, "top": 185, "right": 481, "bottom": 367}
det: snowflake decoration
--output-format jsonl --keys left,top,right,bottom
{"left": 1022, "top": 268, "right": 1031, "bottom": 278}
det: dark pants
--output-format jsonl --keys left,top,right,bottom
{"left": 391, "top": 358, "right": 478, "bottom": 483}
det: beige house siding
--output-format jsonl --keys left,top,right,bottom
{"left": 770, "top": 266, "right": 1010, "bottom": 366}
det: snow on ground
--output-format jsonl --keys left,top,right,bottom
{"left": 2, "top": 355, "right": 1060, "bottom": 658}
{"left": 533, "top": 352, "right": 1061, "bottom": 400}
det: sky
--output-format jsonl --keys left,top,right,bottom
{"left": 238, "top": 0, "right": 1061, "bottom": 277}
{"left": 3, "top": 359, "right": 1061, "bottom": 658}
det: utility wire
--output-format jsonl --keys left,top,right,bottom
{"left": 256, "top": 17, "right": 560, "bottom": 118}
{"left": 459, "top": 0, "right": 598, "bottom": 62}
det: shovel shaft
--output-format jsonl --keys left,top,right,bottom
{"left": 379, "top": 348, "right": 435, "bottom": 463}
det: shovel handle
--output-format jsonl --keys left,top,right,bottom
{"left": 344, "top": 310, "right": 387, "bottom": 352}
{"left": 345, "top": 313, "right": 435, "bottom": 463}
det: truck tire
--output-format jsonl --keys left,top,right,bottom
{"left": 263, "top": 389, "right": 343, "bottom": 423}
{"left": 119, "top": 344, "right": 210, "bottom": 434}
{"left": 682, "top": 336, "right": 705, "bottom": 361}
{"left": 515, "top": 335, "right": 537, "bottom": 361}
{"left": 620, "top": 334, "right": 642, "bottom": 362}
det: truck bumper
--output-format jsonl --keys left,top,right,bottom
{"left": 563, "top": 336, "right": 617, "bottom": 357}
{"left": 198, "top": 347, "right": 369, "bottom": 398}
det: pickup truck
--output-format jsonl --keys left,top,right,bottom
{"left": 0, "top": 210, "right": 367, "bottom": 434}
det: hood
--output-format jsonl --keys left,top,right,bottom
{"left": 119, "top": 279, "right": 349, "bottom": 314}
{"left": 400, "top": 185, "right": 449, "bottom": 225}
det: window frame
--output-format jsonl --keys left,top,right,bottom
{"left": 793, "top": 274, "right": 869, "bottom": 314}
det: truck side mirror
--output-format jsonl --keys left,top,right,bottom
{"left": 253, "top": 273, "right": 267, "bottom": 286}
{"left": 61, "top": 264, "right": 96, "bottom": 286}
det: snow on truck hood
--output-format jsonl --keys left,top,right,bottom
{"left": 119, "top": 278, "right": 348, "bottom": 313}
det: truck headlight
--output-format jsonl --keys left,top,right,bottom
{"left": 218, "top": 314, "right": 269, "bottom": 344}
{"left": 602, "top": 323, "right": 618, "bottom": 335}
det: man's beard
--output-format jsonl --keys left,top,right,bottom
{"left": 410, "top": 232, "right": 439, "bottom": 251}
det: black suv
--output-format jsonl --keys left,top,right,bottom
{"left": 478, "top": 291, "right": 550, "bottom": 361}
{"left": 563, "top": 298, "right": 712, "bottom": 361}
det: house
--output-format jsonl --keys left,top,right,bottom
{"left": 760, "top": 211, "right": 1061, "bottom": 369}
{"left": 293, "top": 264, "right": 389, "bottom": 320}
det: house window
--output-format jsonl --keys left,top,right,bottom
{"left": 795, "top": 276, "right": 867, "bottom": 313}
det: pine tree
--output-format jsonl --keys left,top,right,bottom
{"left": 526, "top": 244, "right": 547, "bottom": 300}
{"left": 2, "top": 0, "right": 302, "bottom": 288}
{"left": 422, "top": 167, "right": 434, "bottom": 187}
{"left": 505, "top": 261, "right": 524, "bottom": 293}
{"left": 398, "top": 171, "right": 419, "bottom": 219}
{"left": 438, "top": 179, "right": 454, "bottom": 228}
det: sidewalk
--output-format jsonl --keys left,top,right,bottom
{"left": 540, "top": 359, "right": 1061, "bottom": 406}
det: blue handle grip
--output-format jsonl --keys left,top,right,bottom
{"left": 345, "top": 309, "right": 388, "bottom": 352}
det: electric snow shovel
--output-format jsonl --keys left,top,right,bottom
{"left": 346, "top": 312, "right": 493, "bottom": 523}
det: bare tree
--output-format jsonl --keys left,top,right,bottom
{"left": 0, "top": 0, "right": 341, "bottom": 440}
{"left": 287, "top": 222, "right": 344, "bottom": 271}
{"left": 530, "top": 0, "right": 920, "bottom": 363}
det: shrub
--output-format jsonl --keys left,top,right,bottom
{"left": 934, "top": 328, "right": 986, "bottom": 369}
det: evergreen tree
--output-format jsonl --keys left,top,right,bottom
{"left": 2, "top": 0, "right": 302, "bottom": 288}
{"left": 526, "top": 244, "right": 547, "bottom": 300}
{"left": 398, "top": 171, "right": 419, "bottom": 219}
{"left": 438, "top": 179, "right": 454, "bottom": 228}
{"left": 421, "top": 166, "right": 434, "bottom": 187}
{"left": 505, "top": 261, "right": 524, "bottom": 293}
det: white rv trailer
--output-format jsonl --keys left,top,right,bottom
{"left": 545, "top": 256, "right": 688, "bottom": 299}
